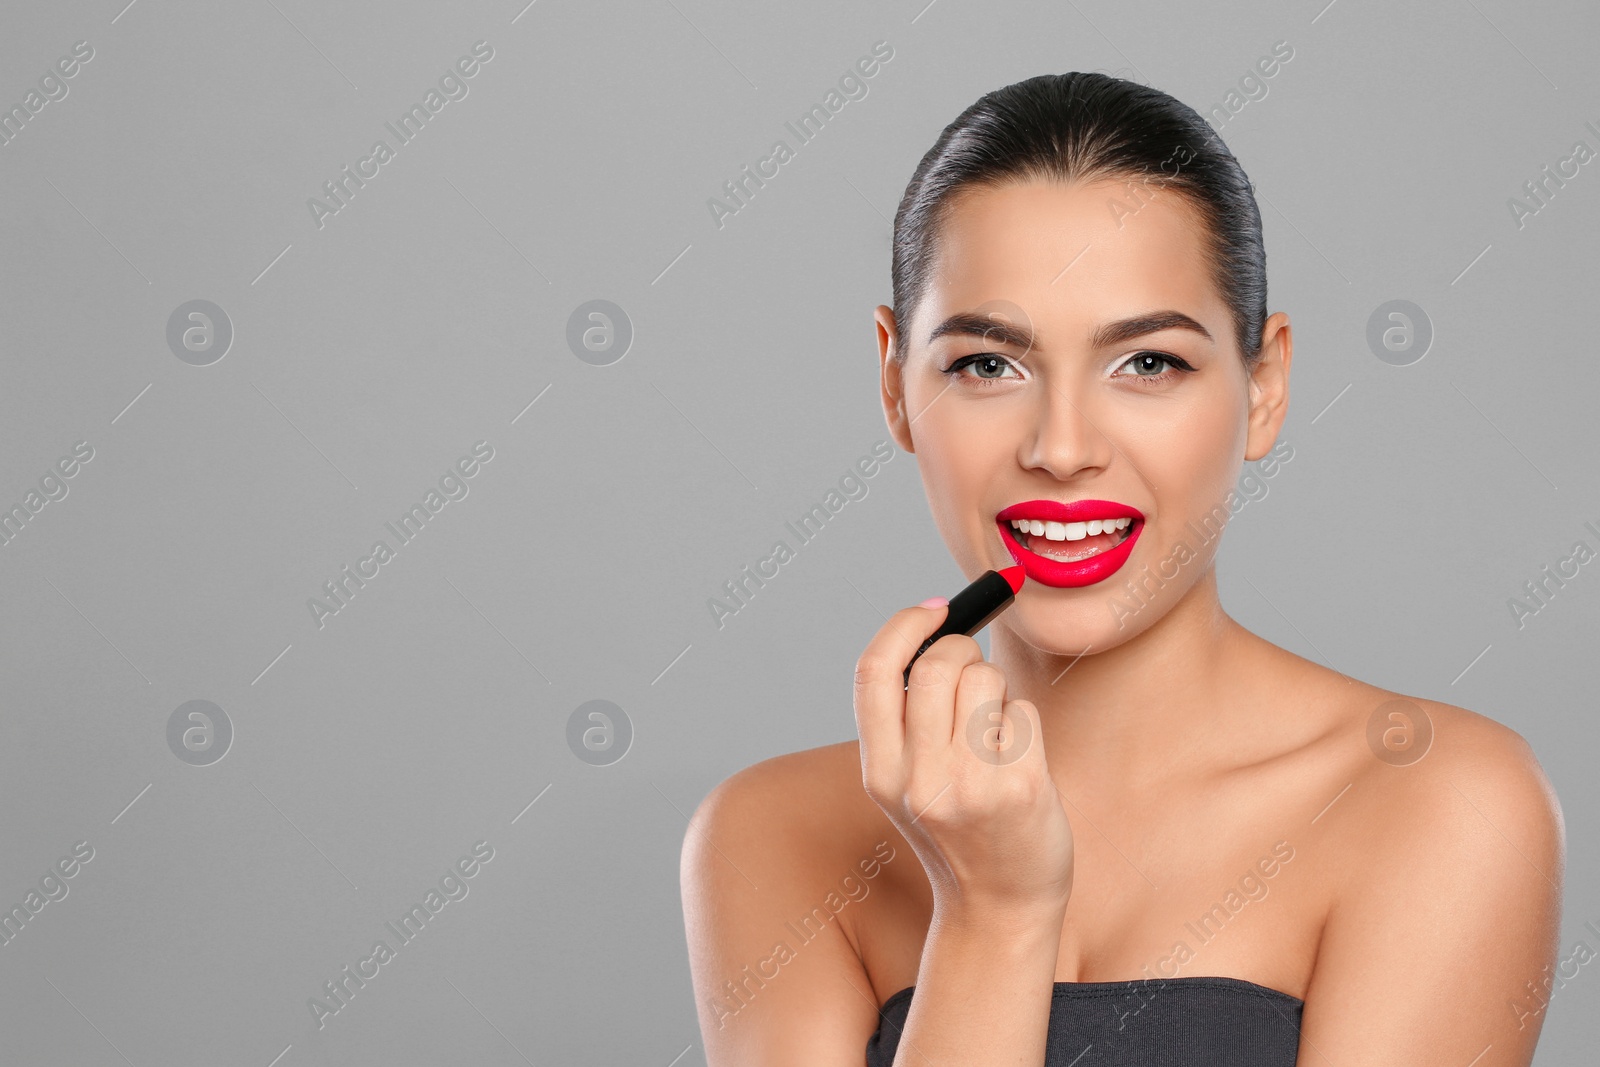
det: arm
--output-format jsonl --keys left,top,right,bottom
{"left": 681, "top": 758, "right": 1070, "bottom": 1067}
{"left": 682, "top": 761, "right": 883, "bottom": 1066}
{"left": 854, "top": 609, "right": 1076, "bottom": 1066}
{"left": 887, "top": 897, "right": 1067, "bottom": 1067}
{"left": 1296, "top": 715, "right": 1565, "bottom": 1066}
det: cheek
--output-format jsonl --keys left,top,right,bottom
{"left": 1143, "top": 393, "right": 1249, "bottom": 523}
{"left": 917, "top": 423, "right": 988, "bottom": 510}
{"left": 911, "top": 399, "right": 1013, "bottom": 545}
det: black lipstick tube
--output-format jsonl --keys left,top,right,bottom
{"left": 903, "top": 566, "right": 1025, "bottom": 690}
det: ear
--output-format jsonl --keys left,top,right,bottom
{"left": 1244, "top": 311, "right": 1292, "bottom": 462}
{"left": 875, "top": 304, "right": 916, "bottom": 454}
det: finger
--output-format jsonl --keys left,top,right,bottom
{"left": 855, "top": 603, "right": 950, "bottom": 780}
{"left": 904, "top": 633, "right": 983, "bottom": 761}
{"left": 992, "top": 698, "right": 1049, "bottom": 782}
{"left": 951, "top": 659, "right": 1010, "bottom": 762}
{"left": 1004, "top": 698, "right": 1044, "bottom": 772}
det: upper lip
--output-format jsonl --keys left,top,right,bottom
{"left": 996, "top": 498, "right": 1145, "bottom": 524}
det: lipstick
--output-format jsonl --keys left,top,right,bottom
{"left": 997, "top": 499, "right": 1144, "bottom": 589}
{"left": 903, "top": 565, "right": 1026, "bottom": 689}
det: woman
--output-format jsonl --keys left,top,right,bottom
{"left": 681, "top": 72, "right": 1564, "bottom": 1066}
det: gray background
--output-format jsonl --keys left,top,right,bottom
{"left": 1, "top": 0, "right": 1596, "bottom": 1063}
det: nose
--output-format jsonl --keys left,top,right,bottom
{"left": 1018, "top": 380, "right": 1117, "bottom": 479}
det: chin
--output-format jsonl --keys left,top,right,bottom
{"left": 1004, "top": 599, "right": 1152, "bottom": 659}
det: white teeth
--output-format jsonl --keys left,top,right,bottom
{"left": 1010, "top": 516, "right": 1132, "bottom": 542}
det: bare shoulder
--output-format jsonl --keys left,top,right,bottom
{"left": 682, "top": 739, "right": 903, "bottom": 917}
{"left": 1324, "top": 688, "right": 1562, "bottom": 939}
{"left": 1365, "top": 694, "right": 1563, "bottom": 847}
{"left": 680, "top": 741, "right": 891, "bottom": 1063}
{"left": 1296, "top": 690, "right": 1567, "bottom": 1057}
{"left": 686, "top": 739, "right": 868, "bottom": 844}
{"left": 1311, "top": 682, "right": 1564, "bottom": 870}
{"left": 1275, "top": 651, "right": 1562, "bottom": 848}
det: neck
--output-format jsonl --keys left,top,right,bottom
{"left": 990, "top": 566, "right": 1269, "bottom": 791}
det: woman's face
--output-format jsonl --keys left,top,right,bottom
{"left": 876, "top": 176, "right": 1290, "bottom": 653}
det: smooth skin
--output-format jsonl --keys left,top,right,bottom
{"left": 681, "top": 175, "right": 1565, "bottom": 1066}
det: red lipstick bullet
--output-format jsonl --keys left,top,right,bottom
{"left": 904, "top": 566, "right": 1026, "bottom": 689}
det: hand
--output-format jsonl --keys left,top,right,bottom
{"left": 854, "top": 601, "right": 1075, "bottom": 920}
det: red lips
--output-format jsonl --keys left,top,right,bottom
{"left": 996, "top": 498, "right": 1144, "bottom": 588}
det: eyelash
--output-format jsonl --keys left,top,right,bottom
{"left": 942, "top": 351, "right": 1197, "bottom": 387}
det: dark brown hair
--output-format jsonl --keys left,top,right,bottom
{"left": 890, "top": 72, "right": 1267, "bottom": 368}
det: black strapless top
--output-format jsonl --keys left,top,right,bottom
{"left": 865, "top": 976, "right": 1303, "bottom": 1066}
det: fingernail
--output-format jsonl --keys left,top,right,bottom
{"left": 919, "top": 596, "right": 948, "bottom": 609}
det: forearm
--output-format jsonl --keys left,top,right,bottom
{"left": 891, "top": 901, "right": 1066, "bottom": 1067}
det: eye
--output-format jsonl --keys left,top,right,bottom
{"left": 943, "top": 353, "right": 1024, "bottom": 385}
{"left": 1113, "top": 350, "right": 1195, "bottom": 384}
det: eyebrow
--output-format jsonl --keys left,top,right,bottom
{"left": 925, "top": 309, "right": 1213, "bottom": 352}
